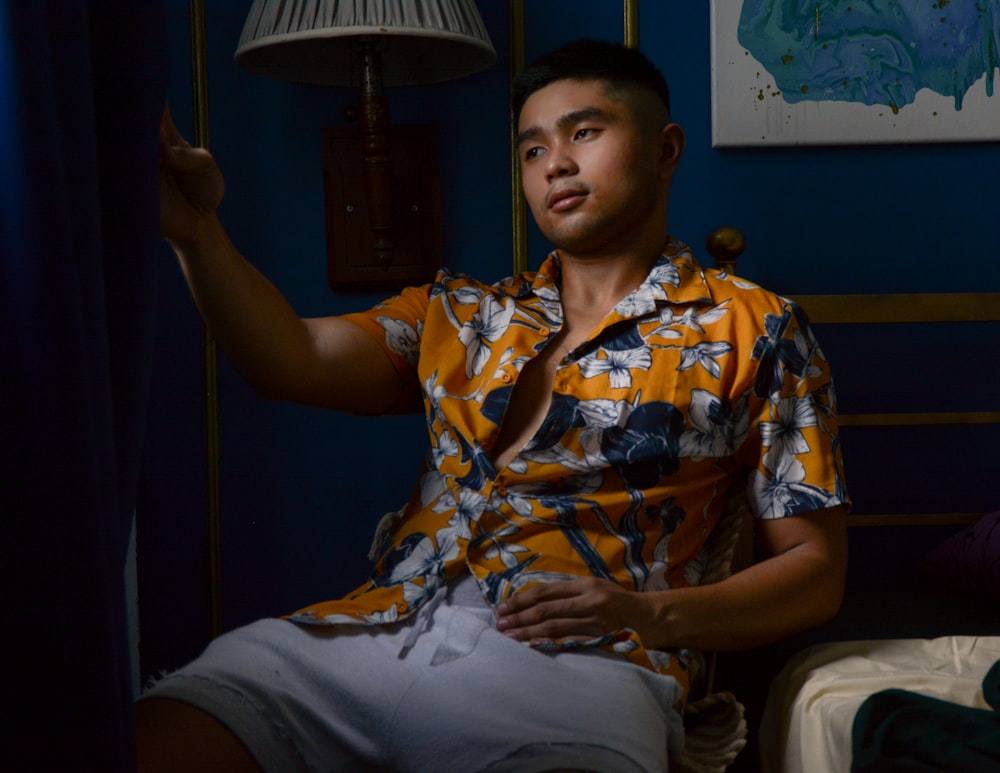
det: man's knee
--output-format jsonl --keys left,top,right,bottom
{"left": 135, "top": 697, "right": 260, "bottom": 773}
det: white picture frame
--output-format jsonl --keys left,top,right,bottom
{"left": 710, "top": 1, "right": 1000, "bottom": 146}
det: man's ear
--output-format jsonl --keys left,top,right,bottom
{"left": 657, "top": 122, "right": 686, "bottom": 179}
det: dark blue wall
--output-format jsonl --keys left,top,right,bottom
{"left": 138, "top": 2, "right": 1000, "bottom": 678}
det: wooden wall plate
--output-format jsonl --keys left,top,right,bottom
{"left": 323, "top": 125, "right": 443, "bottom": 291}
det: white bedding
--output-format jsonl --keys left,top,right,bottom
{"left": 759, "top": 635, "right": 1000, "bottom": 773}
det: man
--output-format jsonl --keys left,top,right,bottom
{"left": 140, "top": 39, "right": 848, "bottom": 772}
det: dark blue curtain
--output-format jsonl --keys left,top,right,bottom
{"left": 0, "top": 1, "right": 167, "bottom": 769}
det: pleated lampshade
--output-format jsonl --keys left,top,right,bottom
{"left": 234, "top": 0, "right": 496, "bottom": 86}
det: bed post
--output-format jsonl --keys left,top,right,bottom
{"left": 705, "top": 226, "right": 746, "bottom": 276}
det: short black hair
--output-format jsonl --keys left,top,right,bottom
{"left": 511, "top": 39, "right": 671, "bottom": 124}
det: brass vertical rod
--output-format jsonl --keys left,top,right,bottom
{"left": 624, "top": 0, "right": 639, "bottom": 48}
{"left": 509, "top": 1, "right": 640, "bottom": 274}
{"left": 509, "top": 0, "right": 528, "bottom": 275}
{"left": 189, "top": 0, "right": 223, "bottom": 640}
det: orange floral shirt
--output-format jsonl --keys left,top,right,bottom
{"left": 290, "top": 238, "right": 848, "bottom": 694}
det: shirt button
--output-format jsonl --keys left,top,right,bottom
{"left": 538, "top": 327, "right": 550, "bottom": 337}
{"left": 500, "top": 372, "right": 512, "bottom": 383}
{"left": 496, "top": 485, "right": 508, "bottom": 497}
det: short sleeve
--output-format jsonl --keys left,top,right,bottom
{"left": 341, "top": 283, "right": 432, "bottom": 414}
{"left": 739, "top": 301, "right": 849, "bottom": 520}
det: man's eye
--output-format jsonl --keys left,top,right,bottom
{"left": 574, "top": 128, "right": 597, "bottom": 141}
{"left": 524, "top": 146, "right": 543, "bottom": 161}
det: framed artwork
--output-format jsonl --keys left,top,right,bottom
{"left": 711, "top": 1, "right": 1000, "bottom": 146}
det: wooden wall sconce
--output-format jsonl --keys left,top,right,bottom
{"left": 322, "top": 41, "right": 443, "bottom": 290}
{"left": 323, "top": 123, "right": 443, "bottom": 291}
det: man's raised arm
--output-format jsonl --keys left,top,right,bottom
{"left": 159, "top": 107, "right": 402, "bottom": 414}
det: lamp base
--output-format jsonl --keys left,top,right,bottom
{"left": 323, "top": 125, "right": 443, "bottom": 291}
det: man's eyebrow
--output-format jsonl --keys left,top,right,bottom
{"left": 516, "top": 106, "right": 611, "bottom": 146}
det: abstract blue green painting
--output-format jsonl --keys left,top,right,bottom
{"left": 711, "top": 1, "right": 1000, "bottom": 145}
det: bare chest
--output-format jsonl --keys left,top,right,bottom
{"left": 488, "top": 316, "right": 603, "bottom": 471}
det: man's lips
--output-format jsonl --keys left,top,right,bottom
{"left": 547, "top": 187, "right": 588, "bottom": 211}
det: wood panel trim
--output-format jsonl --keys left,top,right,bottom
{"left": 848, "top": 513, "right": 982, "bottom": 527}
{"left": 789, "top": 292, "right": 1000, "bottom": 324}
{"left": 838, "top": 411, "right": 1000, "bottom": 427}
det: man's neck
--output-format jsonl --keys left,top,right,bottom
{"left": 556, "top": 239, "right": 665, "bottom": 311}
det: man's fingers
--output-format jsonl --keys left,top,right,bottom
{"left": 160, "top": 102, "right": 192, "bottom": 151}
{"left": 497, "top": 579, "right": 581, "bottom": 614}
{"left": 500, "top": 609, "right": 605, "bottom": 644}
{"left": 494, "top": 577, "right": 641, "bottom": 644}
{"left": 497, "top": 595, "right": 597, "bottom": 642}
{"left": 172, "top": 146, "right": 218, "bottom": 175}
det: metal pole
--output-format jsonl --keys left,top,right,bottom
{"left": 189, "top": 0, "right": 223, "bottom": 640}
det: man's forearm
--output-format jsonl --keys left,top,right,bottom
{"left": 170, "top": 216, "right": 324, "bottom": 402}
{"left": 172, "top": 219, "right": 399, "bottom": 414}
{"left": 642, "top": 542, "right": 845, "bottom": 652}
{"left": 641, "top": 507, "right": 849, "bottom": 651}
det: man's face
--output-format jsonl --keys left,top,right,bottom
{"left": 516, "top": 78, "right": 678, "bottom": 259}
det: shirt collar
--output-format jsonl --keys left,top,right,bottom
{"left": 498, "top": 237, "right": 716, "bottom": 318}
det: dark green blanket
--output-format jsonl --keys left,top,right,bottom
{"left": 852, "top": 660, "right": 1000, "bottom": 772}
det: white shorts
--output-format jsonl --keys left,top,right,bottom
{"left": 141, "top": 575, "right": 684, "bottom": 772}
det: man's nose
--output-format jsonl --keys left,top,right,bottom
{"left": 545, "top": 148, "right": 578, "bottom": 182}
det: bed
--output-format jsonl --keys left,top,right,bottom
{"left": 759, "top": 634, "right": 1000, "bottom": 772}
{"left": 703, "top": 227, "right": 1000, "bottom": 772}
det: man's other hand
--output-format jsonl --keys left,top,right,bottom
{"left": 159, "top": 103, "right": 225, "bottom": 250}
{"left": 496, "top": 577, "right": 655, "bottom": 646}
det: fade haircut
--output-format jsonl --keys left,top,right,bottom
{"left": 511, "top": 39, "right": 671, "bottom": 125}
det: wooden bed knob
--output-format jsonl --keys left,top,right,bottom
{"left": 704, "top": 226, "right": 746, "bottom": 273}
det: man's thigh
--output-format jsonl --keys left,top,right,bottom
{"left": 390, "top": 601, "right": 682, "bottom": 772}
{"left": 140, "top": 592, "right": 682, "bottom": 772}
{"left": 139, "top": 617, "right": 420, "bottom": 771}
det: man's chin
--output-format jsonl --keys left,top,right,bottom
{"left": 538, "top": 223, "right": 603, "bottom": 255}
